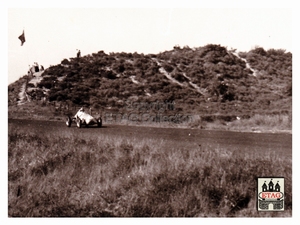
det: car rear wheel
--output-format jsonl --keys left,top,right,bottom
{"left": 76, "top": 118, "right": 82, "bottom": 128}
{"left": 97, "top": 118, "right": 102, "bottom": 127}
{"left": 66, "top": 116, "right": 72, "bottom": 127}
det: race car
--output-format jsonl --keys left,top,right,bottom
{"left": 66, "top": 107, "right": 102, "bottom": 128}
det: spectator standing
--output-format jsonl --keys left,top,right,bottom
{"left": 34, "top": 62, "right": 39, "bottom": 72}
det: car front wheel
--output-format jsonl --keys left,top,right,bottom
{"left": 97, "top": 118, "right": 102, "bottom": 127}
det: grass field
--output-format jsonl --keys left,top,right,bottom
{"left": 8, "top": 122, "right": 292, "bottom": 217}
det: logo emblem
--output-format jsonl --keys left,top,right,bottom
{"left": 257, "top": 177, "right": 284, "bottom": 211}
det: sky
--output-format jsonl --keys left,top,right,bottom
{"left": 7, "top": 5, "right": 293, "bottom": 84}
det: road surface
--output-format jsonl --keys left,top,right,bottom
{"left": 8, "top": 119, "right": 292, "bottom": 158}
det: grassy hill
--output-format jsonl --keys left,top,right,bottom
{"left": 8, "top": 44, "right": 292, "bottom": 129}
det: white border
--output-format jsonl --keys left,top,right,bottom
{"left": 2, "top": 1, "right": 298, "bottom": 225}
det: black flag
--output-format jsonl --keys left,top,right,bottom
{"left": 18, "top": 30, "right": 25, "bottom": 46}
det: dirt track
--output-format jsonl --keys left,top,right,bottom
{"left": 8, "top": 119, "right": 292, "bottom": 158}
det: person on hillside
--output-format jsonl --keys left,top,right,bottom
{"left": 34, "top": 62, "right": 39, "bottom": 72}
{"left": 28, "top": 66, "right": 32, "bottom": 76}
{"left": 77, "top": 50, "right": 81, "bottom": 58}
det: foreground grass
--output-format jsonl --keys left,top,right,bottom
{"left": 8, "top": 124, "right": 292, "bottom": 217}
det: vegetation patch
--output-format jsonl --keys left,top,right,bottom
{"left": 8, "top": 124, "right": 292, "bottom": 217}
{"left": 8, "top": 45, "right": 292, "bottom": 120}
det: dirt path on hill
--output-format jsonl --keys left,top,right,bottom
{"left": 17, "top": 82, "right": 29, "bottom": 105}
{"left": 152, "top": 58, "right": 206, "bottom": 95}
{"left": 231, "top": 51, "right": 257, "bottom": 76}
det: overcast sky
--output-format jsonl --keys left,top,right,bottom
{"left": 7, "top": 5, "right": 293, "bottom": 84}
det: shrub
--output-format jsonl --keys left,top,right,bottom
{"left": 61, "top": 58, "right": 70, "bottom": 65}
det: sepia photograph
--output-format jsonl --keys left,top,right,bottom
{"left": 5, "top": 0, "right": 296, "bottom": 222}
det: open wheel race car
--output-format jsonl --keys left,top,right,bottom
{"left": 66, "top": 107, "right": 102, "bottom": 128}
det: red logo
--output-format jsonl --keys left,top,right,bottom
{"left": 258, "top": 192, "right": 283, "bottom": 199}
